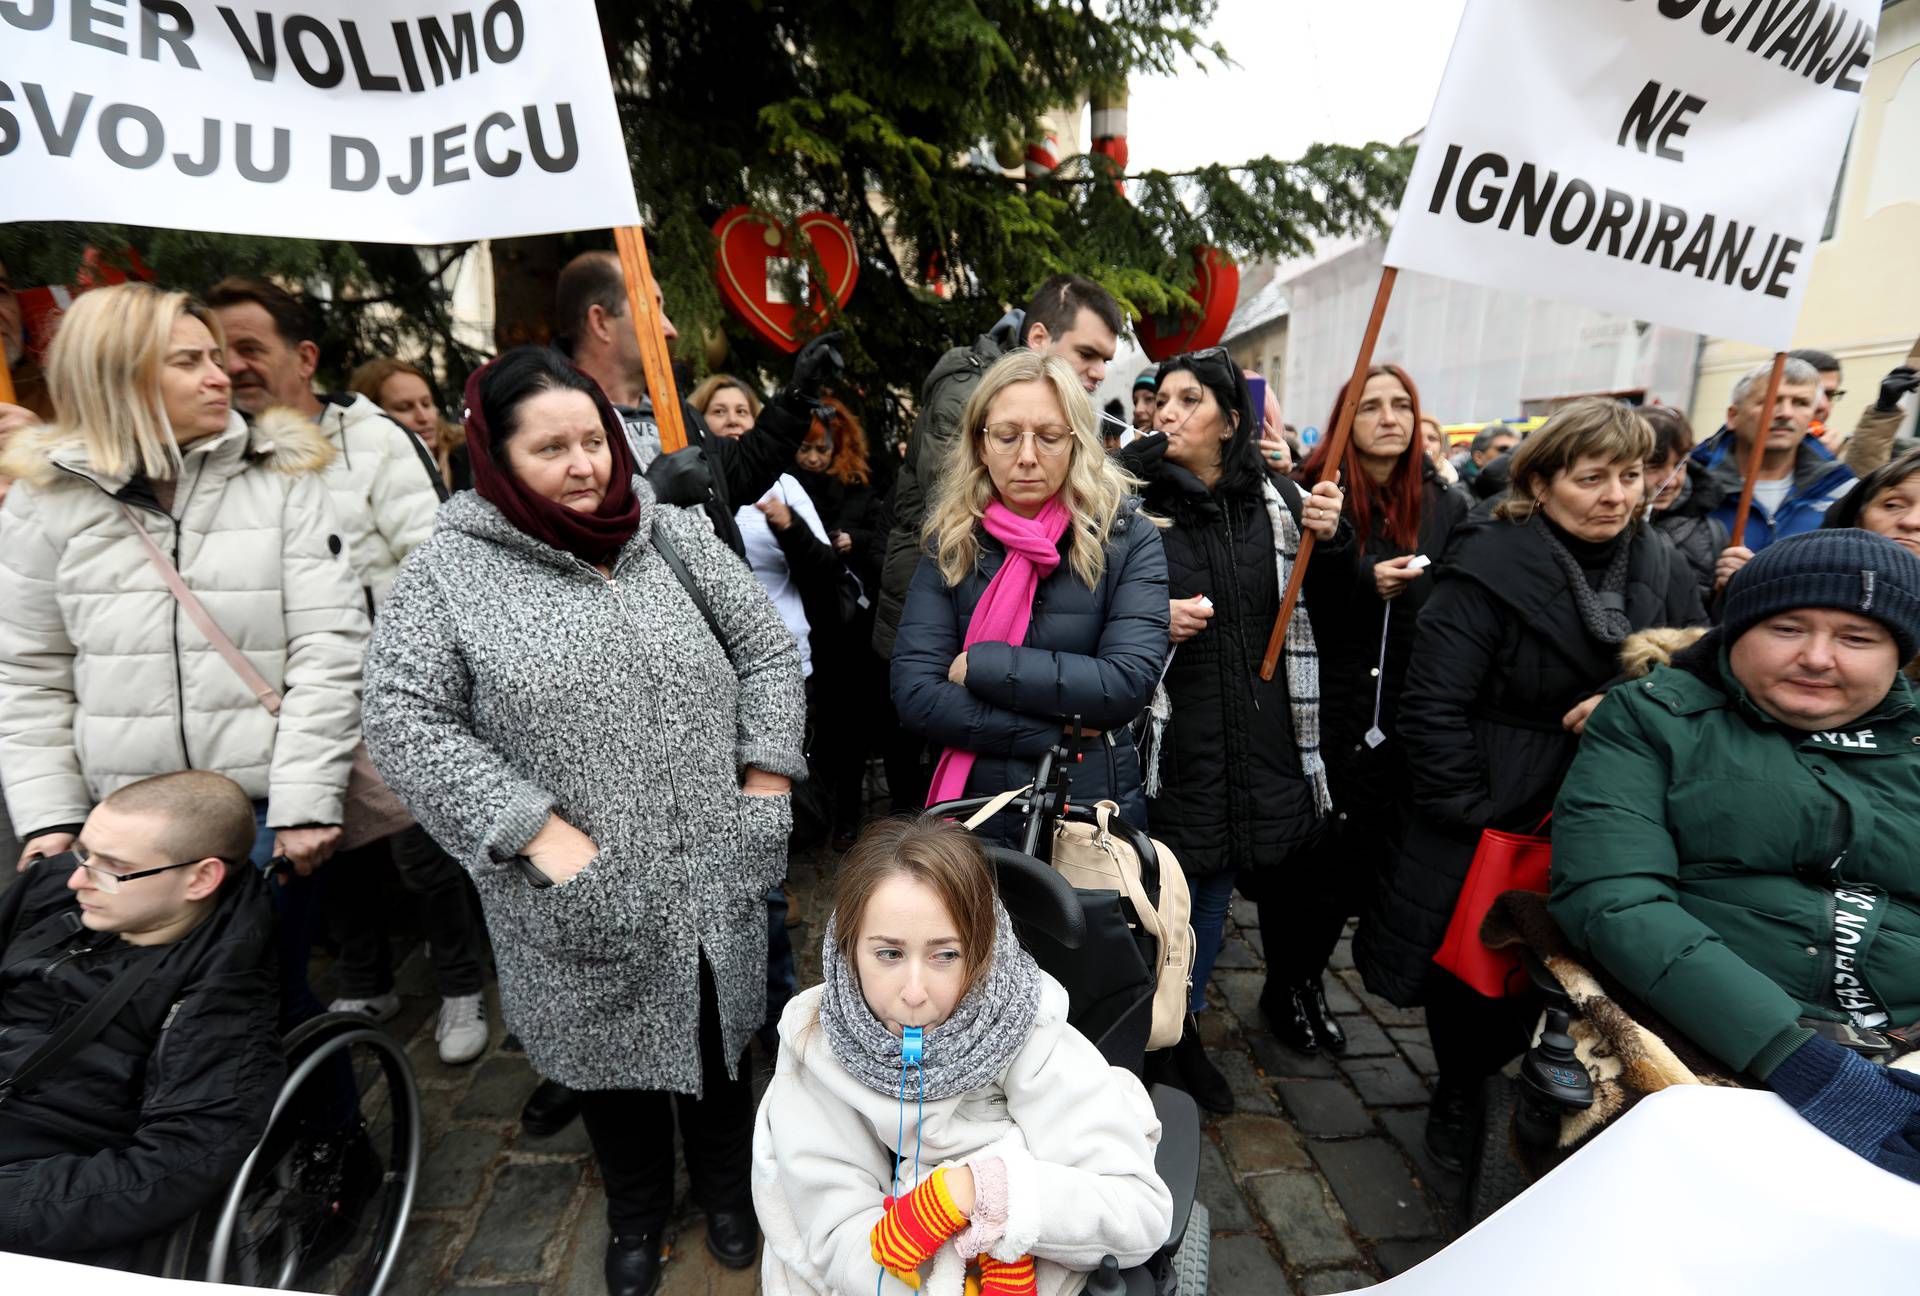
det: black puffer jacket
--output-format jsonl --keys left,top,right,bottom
{"left": 1354, "top": 514, "right": 1705, "bottom": 1005}
{"left": 1141, "top": 464, "right": 1356, "bottom": 878}
{"left": 891, "top": 503, "right": 1169, "bottom": 833}
{"left": 1651, "top": 459, "right": 1730, "bottom": 611}
{"left": 1315, "top": 465, "right": 1473, "bottom": 808}
{"left": 0, "top": 863, "right": 282, "bottom": 1257}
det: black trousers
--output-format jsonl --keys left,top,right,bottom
{"left": 1425, "top": 968, "right": 1537, "bottom": 1094}
{"left": 1254, "top": 808, "right": 1400, "bottom": 986}
{"left": 330, "top": 827, "right": 487, "bottom": 998}
{"left": 577, "top": 960, "right": 754, "bottom": 1237}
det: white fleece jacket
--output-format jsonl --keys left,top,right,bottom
{"left": 752, "top": 975, "right": 1173, "bottom": 1296}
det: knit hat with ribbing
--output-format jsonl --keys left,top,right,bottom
{"left": 1723, "top": 528, "right": 1920, "bottom": 659}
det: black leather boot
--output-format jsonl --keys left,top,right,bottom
{"left": 605, "top": 1233, "right": 662, "bottom": 1296}
{"left": 520, "top": 1078, "right": 581, "bottom": 1138}
{"left": 1424, "top": 1080, "right": 1475, "bottom": 1174}
{"left": 1260, "top": 983, "right": 1320, "bottom": 1054}
{"left": 1298, "top": 978, "right": 1348, "bottom": 1054}
{"left": 706, "top": 1209, "right": 760, "bottom": 1268}
{"left": 1170, "top": 1015, "right": 1235, "bottom": 1115}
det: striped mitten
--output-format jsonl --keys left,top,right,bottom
{"left": 872, "top": 1167, "right": 969, "bottom": 1284}
{"left": 978, "top": 1253, "right": 1039, "bottom": 1296}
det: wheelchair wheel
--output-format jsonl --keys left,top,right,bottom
{"left": 1464, "top": 1074, "right": 1530, "bottom": 1225}
{"left": 201, "top": 1015, "right": 422, "bottom": 1294}
{"left": 1166, "top": 1200, "right": 1210, "bottom": 1296}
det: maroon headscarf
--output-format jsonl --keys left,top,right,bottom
{"left": 462, "top": 351, "right": 642, "bottom": 566}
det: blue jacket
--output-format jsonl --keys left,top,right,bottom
{"left": 891, "top": 503, "right": 1169, "bottom": 836}
{"left": 1691, "top": 427, "right": 1855, "bottom": 552}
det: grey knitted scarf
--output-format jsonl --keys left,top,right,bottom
{"left": 819, "top": 899, "right": 1042, "bottom": 1102}
{"left": 1534, "top": 514, "right": 1634, "bottom": 645}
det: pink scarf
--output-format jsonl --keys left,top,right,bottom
{"left": 926, "top": 497, "right": 1071, "bottom": 805}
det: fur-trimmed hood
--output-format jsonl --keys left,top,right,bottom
{"left": 0, "top": 409, "right": 334, "bottom": 492}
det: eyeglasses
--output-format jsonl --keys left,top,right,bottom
{"left": 57, "top": 846, "right": 220, "bottom": 894}
{"left": 981, "top": 423, "right": 1074, "bottom": 458}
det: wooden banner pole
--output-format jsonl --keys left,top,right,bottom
{"left": 1728, "top": 350, "right": 1788, "bottom": 549}
{"left": 0, "top": 344, "right": 17, "bottom": 406}
{"left": 612, "top": 225, "right": 688, "bottom": 455}
{"left": 1259, "top": 266, "right": 1399, "bottom": 681}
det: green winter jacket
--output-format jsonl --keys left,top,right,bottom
{"left": 1550, "top": 637, "right": 1920, "bottom": 1080}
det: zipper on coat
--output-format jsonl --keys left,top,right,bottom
{"left": 572, "top": 556, "right": 694, "bottom": 860}
{"left": 152, "top": 998, "right": 185, "bottom": 1075}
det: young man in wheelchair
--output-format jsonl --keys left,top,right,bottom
{"left": 0, "top": 771, "right": 283, "bottom": 1266}
{"left": 1553, "top": 530, "right": 1920, "bottom": 1185}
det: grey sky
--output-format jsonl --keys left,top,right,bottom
{"left": 1126, "top": 0, "right": 1470, "bottom": 173}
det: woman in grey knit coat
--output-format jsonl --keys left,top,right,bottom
{"left": 362, "top": 348, "right": 806, "bottom": 1295}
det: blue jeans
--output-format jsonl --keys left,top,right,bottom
{"left": 1187, "top": 869, "right": 1240, "bottom": 1014}
{"left": 250, "top": 802, "right": 326, "bottom": 1029}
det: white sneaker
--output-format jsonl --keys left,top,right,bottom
{"left": 436, "top": 993, "right": 488, "bottom": 1065}
{"left": 329, "top": 992, "right": 402, "bottom": 1022}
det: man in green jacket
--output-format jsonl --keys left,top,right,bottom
{"left": 1553, "top": 529, "right": 1920, "bottom": 1185}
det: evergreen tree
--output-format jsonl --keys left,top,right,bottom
{"left": 2, "top": 0, "right": 1410, "bottom": 426}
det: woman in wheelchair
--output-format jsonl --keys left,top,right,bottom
{"left": 1552, "top": 530, "right": 1920, "bottom": 1185}
{"left": 752, "top": 816, "right": 1173, "bottom": 1295}
{"left": 0, "top": 772, "right": 281, "bottom": 1267}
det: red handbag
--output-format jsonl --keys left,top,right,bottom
{"left": 1432, "top": 817, "right": 1552, "bottom": 998}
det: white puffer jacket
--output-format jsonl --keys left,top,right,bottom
{"left": 752, "top": 977, "right": 1173, "bottom": 1296}
{"left": 308, "top": 392, "right": 443, "bottom": 607}
{"left": 0, "top": 411, "right": 370, "bottom": 836}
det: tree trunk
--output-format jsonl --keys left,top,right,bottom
{"left": 490, "top": 234, "right": 570, "bottom": 349}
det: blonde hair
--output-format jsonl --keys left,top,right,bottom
{"left": 690, "top": 373, "right": 762, "bottom": 422}
{"left": 924, "top": 351, "right": 1137, "bottom": 589}
{"left": 46, "top": 283, "right": 224, "bottom": 481}
{"left": 350, "top": 356, "right": 460, "bottom": 487}
{"left": 1494, "top": 398, "right": 1654, "bottom": 523}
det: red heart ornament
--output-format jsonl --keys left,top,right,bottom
{"left": 1137, "top": 247, "right": 1240, "bottom": 361}
{"left": 711, "top": 206, "right": 860, "bottom": 354}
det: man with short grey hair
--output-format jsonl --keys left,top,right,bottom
{"left": 1690, "top": 356, "right": 1855, "bottom": 560}
{"left": 1462, "top": 422, "right": 1518, "bottom": 483}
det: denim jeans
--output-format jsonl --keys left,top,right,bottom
{"left": 1186, "top": 869, "right": 1241, "bottom": 1014}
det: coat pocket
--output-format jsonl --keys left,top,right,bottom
{"left": 520, "top": 854, "right": 632, "bottom": 954}
{"left": 735, "top": 791, "right": 794, "bottom": 893}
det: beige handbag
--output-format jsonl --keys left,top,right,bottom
{"left": 965, "top": 790, "right": 1194, "bottom": 1049}
{"left": 120, "top": 505, "right": 412, "bottom": 851}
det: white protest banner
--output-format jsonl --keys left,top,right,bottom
{"left": 0, "top": 0, "right": 639, "bottom": 243}
{"left": 1384, "top": 0, "right": 1880, "bottom": 349}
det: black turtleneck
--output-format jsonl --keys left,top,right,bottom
{"left": 1540, "top": 513, "right": 1626, "bottom": 590}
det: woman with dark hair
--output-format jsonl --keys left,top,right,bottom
{"left": 1354, "top": 397, "right": 1703, "bottom": 1173}
{"left": 1824, "top": 445, "right": 1920, "bottom": 552}
{"left": 361, "top": 346, "right": 806, "bottom": 1295}
{"left": 1641, "top": 404, "right": 1727, "bottom": 607}
{"left": 1267, "top": 365, "right": 1470, "bottom": 1055}
{"left": 1135, "top": 347, "right": 1349, "bottom": 1114}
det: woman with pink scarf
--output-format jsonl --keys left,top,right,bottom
{"left": 891, "top": 351, "right": 1168, "bottom": 837}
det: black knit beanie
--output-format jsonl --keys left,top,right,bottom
{"left": 1723, "top": 529, "right": 1920, "bottom": 659}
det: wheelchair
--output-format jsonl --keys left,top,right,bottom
{"left": 153, "top": 1010, "right": 423, "bottom": 1294}
{"left": 930, "top": 738, "right": 1210, "bottom": 1296}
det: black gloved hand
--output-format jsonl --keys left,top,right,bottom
{"left": 1876, "top": 366, "right": 1918, "bottom": 414}
{"left": 777, "top": 330, "right": 846, "bottom": 416}
{"left": 1115, "top": 430, "right": 1168, "bottom": 478}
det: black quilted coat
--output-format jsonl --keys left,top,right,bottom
{"left": 1140, "top": 463, "right": 1356, "bottom": 879}
{"left": 1354, "top": 513, "right": 1704, "bottom": 1006}
{"left": 891, "top": 503, "right": 1169, "bottom": 833}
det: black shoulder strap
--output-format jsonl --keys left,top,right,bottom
{"left": 1271, "top": 474, "right": 1305, "bottom": 527}
{"left": 0, "top": 956, "right": 149, "bottom": 1106}
{"left": 651, "top": 519, "right": 726, "bottom": 649}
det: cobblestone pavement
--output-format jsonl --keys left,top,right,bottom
{"left": 350, "top": 848, "right": 1462, "bottom": 1295}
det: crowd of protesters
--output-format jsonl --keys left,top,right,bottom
{"left": 1, "top": 242, "right": 1918, "bottom": 1296}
